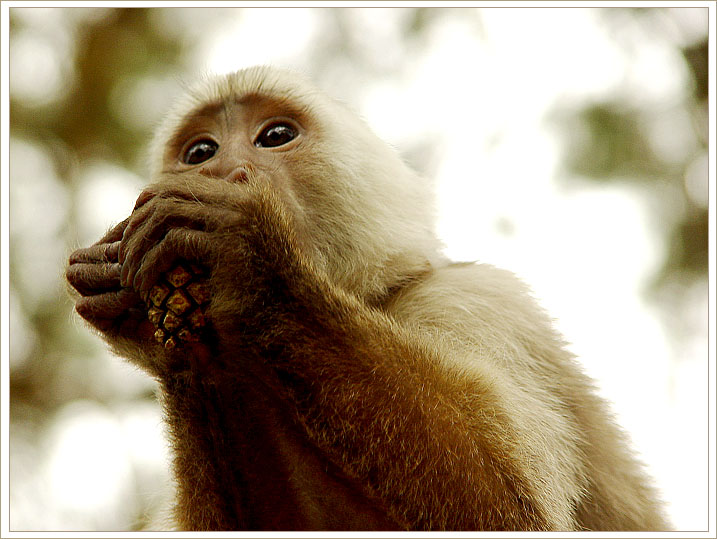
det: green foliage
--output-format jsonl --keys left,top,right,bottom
{"left": 555, "top": 33, "right": 708, "bottom": 310}
{"left": 11, "top": 9, "right": 186, "bottom": 171}
{"left": 565, "top": 104, "right": 665, "bottom": 181}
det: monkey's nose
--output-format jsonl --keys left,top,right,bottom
{"left": 226, "top": 166, "right": 251, "bottom": 184}
{"left": 198, "top": 162, "right": 253, "bottom": 183}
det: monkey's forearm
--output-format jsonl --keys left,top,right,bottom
{"left": 161, "top": 347, "right": 403, "bottom": 531}
{"left": 189, "top": 263, "right": 554, "bottom": 531}
{"left": 281, "top": 301, "right": 549, "bottom": 530}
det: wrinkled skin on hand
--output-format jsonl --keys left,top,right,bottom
{"left": 66, "top": 171, "right": 302, "bottom": 377}
{"left": 66, "top": 217, "right": 172, "bottom": 374}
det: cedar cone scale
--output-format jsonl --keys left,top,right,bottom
{"left": 146, "top": 263, "right": 210, "bottom": 350}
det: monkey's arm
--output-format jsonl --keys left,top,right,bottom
{"left": 112, "top": 174, "right": 560, "bottom": 531}
{"left": 236, "top": 279, "right": 553, "bottom": 531}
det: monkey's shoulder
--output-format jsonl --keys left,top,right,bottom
{"left": 388, "top": 262, "right": 547, "bottom": 323}
{"left": 385, "top": 261, "right": 570, "bottom": 361}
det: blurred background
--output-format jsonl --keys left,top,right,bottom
{"left": 4, "top": 5, "right": 711, "bottom": 532}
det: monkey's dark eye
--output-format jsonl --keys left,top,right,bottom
{"left": 182, "top": 139, "right": 218, "bottom": 165}
{"left": 255, "top": 124, "right": 297, "bottom": 148}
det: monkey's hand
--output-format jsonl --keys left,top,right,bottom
{"left": 117, "top": 174, "right": 287, "bottom": 361}
{"left": 66, "top": 219, "right": 171, "bottom": 376}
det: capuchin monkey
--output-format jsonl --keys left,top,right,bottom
{"left": 66, "top": 66, "right": 669, "bottom": 531}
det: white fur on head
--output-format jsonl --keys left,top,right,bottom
{"left": 151, "top": 66, "right": 445, "bottom": 301}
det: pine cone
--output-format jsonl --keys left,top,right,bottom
{"left": 146, "top": 263, "right": 210, "bottom": 350}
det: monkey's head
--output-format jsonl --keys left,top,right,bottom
{"left": 149, "top": 66, "right": 444, "bottom": 302}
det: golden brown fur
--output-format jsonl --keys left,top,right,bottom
{"left": 66, "top": 66, "right": 669, "bottom": 531}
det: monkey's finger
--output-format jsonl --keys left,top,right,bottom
{"left": 120, "top": 200, "right": 233, "bottom": 286}
{"left": 127, "top": 191, "right": 239, "bottom": 237}
{"left": 66, "top": 262, "right": 122, "bottom": 296}
{"left": 75, "top": 288, "right": 142, "bottom": 326}
{"left": 119, "top": 199, "right": 210, "bottom": 268}
{"left": 132, "top": 188, "right": 158, "bottom": 211}
{"left": 93, "top": 218, "right": 131, "bottom": 245}
{"left": 132, "top": 228, "right": 215, "bottom": 299}
{"left": 69, "top": 241, "right": 121, "bottom": 265}
{"left": 134, "top": 178, "right": 249, "bottom": 212}
{"left": 131, "top": 184, "right": 206, "bottom": 211}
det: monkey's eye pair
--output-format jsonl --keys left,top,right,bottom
{"left": 183, "top": 139, "right": 218, "bottom": 165}
{"left": 181, "top": 123, "right": 297, "bottom": 164}
{"left": 255, "top": 123, "right": 297, "bottom": 148}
